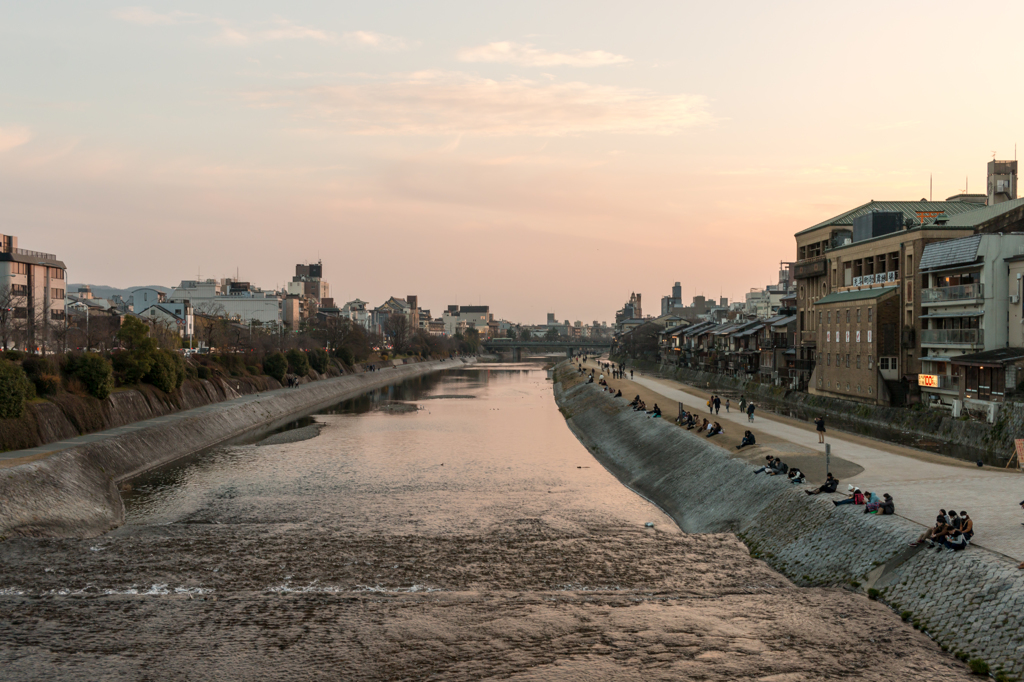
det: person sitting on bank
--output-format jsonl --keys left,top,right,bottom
{"left": 767, "top": 458, "right": 789, "bottom": 476}
{"left": 629, "top": 395, "right": 641, "bottom": 407}
{"left": 911, "top": 515, "right": 949, "bottom": 547}
{"left": 752, "top": 455, "right": 774, "bottom": 474}
{"left": 587, "top": 375, "right": 594, "bottom": 384}
{"left": 699, "top": 418, "right": 709, "bottom": 432}
{"left": 736, "top": 430, "right": 756, "bottom": 450}
{"left": 614, "top": 389, "right": 622, "bottom": 398}
{"left": 959, "top": 511, "right": 974, "bottom": 544}
{"left": 872, "top": 493, "right": 895, "bottom": 515}
{"left": 806, "top": 473, "right": 838, "bottom": 495}
{"left": 706, "top": 421, "right": 723, "bottom": 437}
{"left": 787, "top": 468, "right": 805, "bottom": 484}
{"left": 685, "top": 413, "right": 697, "bottom": 429}
{"left": 941, "top": 529, "right": 968, "bottom": 553}
{"left": 833, "top": 486, "right": 865, "bottom": 507}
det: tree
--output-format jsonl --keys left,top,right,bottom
{"left": 307, "top": 348, "right": 330, "bottom": 374}
{"left": 383, "top": 314, "right": 411, "bottom": 354}
{"left": 0, "top": 360, "right": 34, "bottom": 418}
{"left": 0, "top": 284, "right": 27, "bottom": 351}
{"left": 144, "top": 349, "right": 185, "bottom": 393}
{"left": 545, "top": 327, "right": 559, "bottom": 341}
{"left": 619, "top": 322, "right": 663, "bottom": 359}
{"left": 113, "top": 316, "right": 159, "bottom": 385}
{"left": 286, "top": 348, "right": 310, "bottom": 377}
{"left": 520, "top": 328, "right": 532, "bottom": 341}
{"left": 264, "top": 352, "right": 288, "bottom": 383}
{"left": 506, "top": 327, "right": 517, "bottom": 341}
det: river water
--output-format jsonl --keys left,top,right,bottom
{"left": 0, "top": 361, "right": 970, "bottom": 680}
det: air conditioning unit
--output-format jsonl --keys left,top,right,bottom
{"left": 1012, "top": 295, "right": 1020, "bottom": 304}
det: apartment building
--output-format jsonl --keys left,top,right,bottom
{"left": 0, "top": 233, "right": 67, "bottom": 351}
{"left": 916, "top": 233, "right": 1024, "bottom": 407}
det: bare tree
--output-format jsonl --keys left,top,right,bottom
{"left": 383, "top": 314, "right": 410, "bottom": 354}
{"left": 0, "top": 284, "right": 27, "bottom": 351}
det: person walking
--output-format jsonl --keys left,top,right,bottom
{"left": 725, "top": 399, "right": 730, "bottom": 413}
{"left": 714, "top": 395, "right": 721, "bottom": 415}
{"left": 746, "top": 402, "right": 756, "bottom": 422}
{"left": 707, "top": 397, "right": 713, "bottom": 414}
{"left": 815, "top": 416, "right": 826, "bottom": 443}
{"left": 630, "top": 370, "right": 633, "bottom": 380}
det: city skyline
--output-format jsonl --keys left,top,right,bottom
{"left": 3, "top": 1, "right": 1023, "bottom": 322}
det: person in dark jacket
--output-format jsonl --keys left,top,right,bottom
{"left": 814, "top": 416, "right": 826, "bottom": 443}
{"left": 746, "top": 402, "right": 756, "bottom": 422}
{"left": 736, "top": 431, "right": 756, "bottom": 450}
{"left": 876, "top": 493, "right": 895, "bottom": 515}
{"left": 806, "top": 473, "right": 838, "bottom": 495}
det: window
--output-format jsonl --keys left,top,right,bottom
{"left": 846, "top": 383, "right": 851, "bottom": 391}
{"left": 47, "top": 267, "right": 64, "bottom": 280}
{"left": 827, "top": 311, "right": 832, "bottom": 324}
{"left": 846, "top": 354, "right": 850, "bottom": 368}
{"left": 880, "top": 357, "right": 889, "bottom": 370}
{"left": 906, "top": 280, "right": 913, "bottom": 303}
{"left": 51, "top": 309, "right": 65, "bottom": 320}
{"left": 868, "top": 308, "right": 873, "bottom": 322}
{"left": 13, "top": 307, "right": 27, "bottom": 319}
{"left": 906, "top": 254, "right": 913, "bottom": 276}
{"left": 11, "top": 262, "right": 28, "bottom": 275}
{"left": 846, "top": 309, "right": 850, "bottom": 323}
{"left": 857, "top": 309, "right": 862, "bottom": 323}
{"left": 818, "top": 312, "right": 822, "bottom": 326}
{"left": 51, "top": 288, "right": 64, "bottom": 299}
{"left": 868, "top": 355, "right": 873, "bottom": 369}
{"left": 857, "top": 355, "right": 861, "bottom": 369}
{"left": 11, "top": 284, "right": 28, "bottom": 295}
{"left": 827, "top": 353, "right": 831, "bottom": 366}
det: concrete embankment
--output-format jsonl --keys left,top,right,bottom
{"left": 554, "top": 364, "right": 1024, "bottom": 677}
{"left": 0, "top": 357, "right": 475, "bottom": 541}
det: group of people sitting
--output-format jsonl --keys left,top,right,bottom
{"left": 673, "top": 410, "right": 721, "bottom": 436}
{"left": 910, "top": 509, "right": 974, "bottom": 552}
{"left": 751, "top": 455, "right": 805, "bottom": 483}
{"left": 628, "top": 395, "right": 661, "bottom": 417}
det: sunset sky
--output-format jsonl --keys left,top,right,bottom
{"left": 2, "top": 1, "right": 1022, "bottom": 323}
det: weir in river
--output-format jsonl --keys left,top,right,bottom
{"left": 0, "top": 361, "right": 971, "bottom": 680}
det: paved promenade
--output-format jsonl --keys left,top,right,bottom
{"left": 579, "top": 358, "right": 1024, "bottom": 563}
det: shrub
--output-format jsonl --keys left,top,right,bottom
{"left": 867, "top": 588, "right": 880, "bottom": 600}
{"left": 144, "top": 350, "right": 185, "bottom": 393}
{"left": 196, "top": 365, "right": 211, "bottom": 381}
{"left": 246, "top": 365, "right": 261, "bottom": 376}
{"left": 286, "top": 349, "right": 310, "bottom": 377}
{"left": 63, "top": 353, "right": 114, "bottom": 400}
{"left": 112, "top": 349, "right": 154, "bottom": 385}
{"left": 0, "top": 360, "right": 34, "bottom": 418}
{"left": 900, "top": 610, "right": 912, "bottom": 621}
{"left": 968, "top": 658, "right": 989, "bottom": 676}
{"left": 3, "top": 350, "right": 24, "bottom": 361}
{"left": 307, "top": 348, "right": 329, "bottom": 374}
{"left": 264, "top": 353, "right": 288, "bottom": 383}
{"left": 34, "top": 373, "right": 61, "bottom": 396}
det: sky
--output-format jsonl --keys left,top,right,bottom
{"left": 2, "top": 1, "right": 1023, "bottom": 324}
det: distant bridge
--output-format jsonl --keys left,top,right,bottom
{"left": 481, "top": 339, "right": 612, "bottom": 361}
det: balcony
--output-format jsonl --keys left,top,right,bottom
{"left": 920, "top": 283, "right": 983, "bottom": 305}
{"left": 920, "top": 328, "right": 984, "bottom": 347}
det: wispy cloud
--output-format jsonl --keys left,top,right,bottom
{"left": 458, "top": 42, "right": 629, "bottom": 68}
{"left": 244, "top": 71, "right": 712, "bottom": 137}
{"left": 0, "top": 126, "right": 32, "bottom": 152}
{"left": 112, "top": 7, "right": 339, "bottom": 45}
{"left": 342, "top": 31, "right": 418, "bottom": 51}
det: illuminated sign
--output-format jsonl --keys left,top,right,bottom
{"left": 918, "top": 374, "right": 940, "bottom": 388}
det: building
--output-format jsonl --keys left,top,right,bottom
{"left": 287, "top": 261, "right": 331, "bottom": 303}
{"left": 793, "top": 200, "right": 985, "bottom": 391}
{"left": 169, "top": 279, "right": 280, "bottom": 325}
{"left": 615, "top": 293, "right": 642, "bottom": 329}
{"left": 0, "top": 234, "right": 67, "bottom": 352}
{"left": 132, "top": 288, "right": 195, "bottom": 341}
{"left": 916, "top": 233, "right": 1024, "bottom": 407}
{"left": 987, "top": 159, "right": 1018, "bottom": 206}
{"left": 341, "top": 299, "right": 371, "bottom": 330}
{"left": 810, "top": 286, "right": 900, "bottom": 405}
{"left": 661, "top": 281, "right": 683, "bottom": 315}
{"left": 442, "top": 305, "right": 492, "bottom": 337}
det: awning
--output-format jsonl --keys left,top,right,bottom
{"left": 919, "top": 355, "right": 959, "bottom": 362}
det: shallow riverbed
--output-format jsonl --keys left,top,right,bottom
{"left": 0, "top": 362, "right": 969, "bottom": 680}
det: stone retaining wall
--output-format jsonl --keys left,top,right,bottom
{"left": 0, "top": 358, "right": 475, "bottom": 541}
{"left": 555, "top": 364, "right": 1024, "bottom": 678}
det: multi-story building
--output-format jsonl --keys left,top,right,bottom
{"left": 811, "top": 286, "right": 901, "bottom": 405}
{"left": 442, "top": 305, "right": 492, "bottom": 337}
{"left": 287, "top": 261, "right": 331, "bottom": 303}
{"left": 916, "top": 233, "right": 1024, "bottom": 407}
{"left": 0, "top": 234, "right": 67, "bottom": 352}
{"left": 170, "top": 279, "right": 280, "bottom": 325}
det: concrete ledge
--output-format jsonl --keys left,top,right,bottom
{"left": 554, "top": 363, "right": 1024, "bottom": 677}
{"left": 0, "top": 358, "right": 475, "bottom": 541}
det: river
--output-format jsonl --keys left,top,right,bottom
{"left": 0, "top": 361, "right": 970, "bottom": 680}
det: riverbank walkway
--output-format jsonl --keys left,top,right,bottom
{"left": 577, "top": 358, "right": 1024, "bottom": 563}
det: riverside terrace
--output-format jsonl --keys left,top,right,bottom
{"left": 577, "top": 356, "right": 1024, "bottom": 564}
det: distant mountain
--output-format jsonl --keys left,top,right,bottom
{"left": 68, "top": 283, "right": 172, "bottom": 301}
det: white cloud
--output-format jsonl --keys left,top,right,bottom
{"left": 244, "top": 71, "right": 712, "bottom": 137}
{"left": 458, "top": 41, "right": 629, "bottom": 68}
{"left": 0, "top": 126, "right": 32, "bottom": 152}
{"left": 343, "top": 31, "right": 418, "bottom": 51}
{"left": 112, "top": 7, "right": 201, "bottom": 25}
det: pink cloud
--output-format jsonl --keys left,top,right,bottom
{"left": 458, "top": 41, "right": 629, "bottom": 68}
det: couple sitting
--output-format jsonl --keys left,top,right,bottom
{"left": 753, "top": 456, "right": 788, "bottom": 476}
{"left": 832, "top": 486, "right": 878, "bottom": 508}
{"left": 864, "top": 493, "right": 894, "bottom": 515}
{"left": 705, "top": 421, "right": 723, "bottom": 437}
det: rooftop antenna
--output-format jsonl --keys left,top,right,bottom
{"left": 929, "top": 173, "right": 932, "bottom": 201}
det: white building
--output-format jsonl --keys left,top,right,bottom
{"left": 169, "top": 279, "right": 280, "bottom": 325}
{"left": 340, "top": 299, "right": 372, "bottom": 330}
{"left": 0, "top": 234, "right": 67, "bottom": 351}
{"left": 132, "top": 288, "right": 195, "bottom": 340}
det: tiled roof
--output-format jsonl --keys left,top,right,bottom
{"left": 918, "top": 234, "right": 982, "bottom": 271}
{"left": 941, "top": 197, "right": 1024, "bottom": 227}
{"left": 795, "top": 200, "right": 986, "bottom": 236}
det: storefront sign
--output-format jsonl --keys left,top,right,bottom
{"left": 918, "top": 374, "right": 940, "bottom": 388}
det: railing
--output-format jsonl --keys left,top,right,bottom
{"left": 920, "top": 328, "right": 984, "bottom": 345}
{"left": 11, "top": 247, "right": 58, "bottom": 260}
{"left": 920, "top": 283, "right": 983, "bottom": 303}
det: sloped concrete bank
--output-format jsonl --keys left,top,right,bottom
{"left": 0, "top": 358, "right": 476, "bottom": 541}
{"left": 554, "top": 364, "right": 1024, "bottom": 677}
{"left": 624, "top": 359, "right": 1014, "bottom": 464}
